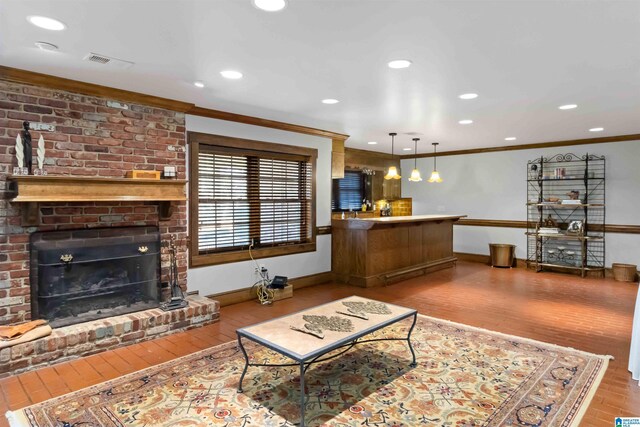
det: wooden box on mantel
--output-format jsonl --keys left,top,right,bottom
{"left": 126, "top": 170, "right": 161, "bottom": 180}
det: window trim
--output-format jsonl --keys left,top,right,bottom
{"left": 188, "top": 132, "right": 317, "bottom": 268}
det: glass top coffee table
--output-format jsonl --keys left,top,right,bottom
{"left": 236, "top": 296, "right": 418, "bottom": 426}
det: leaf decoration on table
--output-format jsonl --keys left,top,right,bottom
{"left": 336, "top": 310, "right": 368, "bottom": 320}
{"left": 342, "top": 301, "right": 392, "bottom": 317}
{"left": 289, "top": 315, "right": 355, "bottom": 339}
{"left": 289, "top": 325, "right": 324, "bottom": 339}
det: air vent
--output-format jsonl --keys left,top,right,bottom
{"left": 83, "top": 52, "right": 134, "bottom": 69}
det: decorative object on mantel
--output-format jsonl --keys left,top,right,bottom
{"left": 21, "top": 121, "right": 33, "bottom": 175}
{"left": 428, "top": 142, "right": 443, "bottom": 183}
{"left": 161, "top": 235, "right": 188, "bottom": 311}
{"left": 34, "top": 134, "right": 47, "bottom": 176}
{"left": 14, "top": 133, "right": 25, "bottom": 175}
{"left": 163, "top": 165, "right": 177, "bottom": 178}
{"left": 126, "top": 170, "right": 161, "bottom": 179}
{"left": 384, "top": 132, "right": 401, "bottom": 180}
{"left": 408, "top": 137, "right": 423, "bottom": 182}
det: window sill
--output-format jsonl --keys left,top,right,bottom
{"left": 190, "top": 242, "right": 317, "bottom": 268}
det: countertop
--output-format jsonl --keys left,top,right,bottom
{"left": 332, "top": 214, "right": 467, "bottom": 229}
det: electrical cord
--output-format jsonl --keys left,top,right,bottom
{"left": 249, "top": 241, "right": 274, "bottom": 305}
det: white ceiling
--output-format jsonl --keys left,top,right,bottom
{"left": 1, "top": 0, "right": 640, "bottom": 154}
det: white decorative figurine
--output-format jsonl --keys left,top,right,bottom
{"left": 37, "top": 135, "right": 45, "bottom": 170}
{"left": 15, "top": 134, "right": 24, "bottom": 174}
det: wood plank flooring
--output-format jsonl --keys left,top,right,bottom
{"left": 1, "top": 261, "right": 638, "bottom": 426}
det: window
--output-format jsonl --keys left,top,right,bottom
{"left": 332, "top": 170, "right": 365, "bottom": 211}
{"left": 189, "top": 132, "right": 317, "bottom": 267}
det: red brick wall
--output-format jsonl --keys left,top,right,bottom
{"left": 0, "top": 80, "right": 187, "bottom": 325}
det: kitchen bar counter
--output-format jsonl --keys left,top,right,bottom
{"left": 332, "top": 214, "right": 466, "bottom": 287}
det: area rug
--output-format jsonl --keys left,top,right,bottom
{"left": 6, "top": 314, "right": 611, "bottom": 427}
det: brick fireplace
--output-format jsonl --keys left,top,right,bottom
{"left": 0, "top": 79, "right": 219, "bottom": 374}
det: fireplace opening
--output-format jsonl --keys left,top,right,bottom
{"left": 30, "top": 226, "right": 161, "bottom": 328}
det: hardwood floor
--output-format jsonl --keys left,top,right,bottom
{"left": 1, "top": 261, "right": 638, "bottom": 426}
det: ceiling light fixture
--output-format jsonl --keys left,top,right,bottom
{"left": 505, "top": 137, "right": 517, "bottom": 141}
{"left": 384, "top": 132, "right": 401, "bottom": 180}
{"left": 252, "top": 0, "right": 287, "bottom": 12}
{"left": 459, "top": 93, "right": 478, "bottom": 100}
{"left": 589, "top": 127, "right": 604, "bottom": 132}
{"left": 220, "top": 70, "right": 243, "bottom": 79}
{"left": 194, "top": 81, "right": 205, "bottom": 88}
{"left": 558, "top": 104, "right": 577, "bottom": 110}
{"left": 408, "top": 138, "right": 423, "bottom": 182}
{"left": 458, "top": 119, "right": 473, "bottom": 125}
{"left": 34, "top": 41, "right": 58, "bottom": 51}
{"left": 428, "top": 142, "right": 443, "bottom": 183}
{"left": 27, "top": 15, "right": 66, "bottom": 31}
{"left": 321, "top": 99, "right": 339, "bottom": 104}
{"left": 402, "top": 148, "right": 412, "bottom": 151}
{"left": 387, "top": 59, "right": 412, "bottom": 69}
{"left": 367, "top": 141, "right": 378, "bottom": 145}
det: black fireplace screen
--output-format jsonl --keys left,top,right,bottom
{"left": 30, "top": 226, "right": 161, "bottom": 328}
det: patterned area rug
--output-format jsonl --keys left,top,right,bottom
{"left": 7, "top": 315, "right": 610, "bottom": 427}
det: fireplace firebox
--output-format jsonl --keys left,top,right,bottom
{"left": 30, "top": 227, "right": 161, "bottom": 328}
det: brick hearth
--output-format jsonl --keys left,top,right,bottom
{"left": 0, "top": 296, "right": 219, "bottom": 377}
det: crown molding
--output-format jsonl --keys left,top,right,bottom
{"left": 0, "top": 66, "right": 348, "bottom": 141}
{"left": 399, "top": 133, "right": 640, "bottom": 159}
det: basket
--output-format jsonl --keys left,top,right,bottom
{"left": 611, "top": 263, "right": 638, "bottom": 282}
{"left": 489, "top": 244, "right": 516, "bottom": 268}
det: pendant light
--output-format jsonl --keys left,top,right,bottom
{"left": 408, "top": 138, "right": 422, "bottom": 182}
{"left": 428, "top": 142, "right": 443, "bottom": 183}
{"left": 384, "top": 132, "right": 401, "bottom": 180}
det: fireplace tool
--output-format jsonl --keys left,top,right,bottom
{"left": 161, "top": 235, "right": 188, "bottom": 311}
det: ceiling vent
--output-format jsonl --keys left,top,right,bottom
{"left": 83, "top": 52, "right": 134, "bottom": 69}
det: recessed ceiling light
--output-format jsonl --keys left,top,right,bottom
{"left": 194, "top": 81, "right": 205, "bottom": 88}
{"left": 27, "top": 16, "right": 66, "bottom": 31}
{"left": 458, "top": 119, "right": 473, "bottom": 125}
{"left": 558, "top": 104, "right": 577, "bottom": 110}
{"left": 387, "top": 59, "right": 412, "bottom": 69}
{"left": 252, "top": 0, "right": 287, "bottom": 12}
{"left": 321, "top": 99, "right": 339, "bottom": 104}
{"left": 459, "top": 93, "right": 478, "bottom": 100}
{"left": 220, "top": 70, "right": 243, "bottom": 79}
{"left": 505, "top": 137, "right": 517, "bottom": 141}
{"left": 589, "top": 127, "right": 604, "bottom": 132}
{"left": 34, "top": 41, "right": 58, "bottom": 51}
{"left": 367, "top": 141, "right": 378, "bottom": 145}
{"left": 402, "top": 148, "right": 412, "bottom": 151}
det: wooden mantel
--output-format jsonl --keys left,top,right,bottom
{"left": 7, "top": 175, "right": 187, "bottom": 224}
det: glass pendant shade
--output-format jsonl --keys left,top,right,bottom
{"left": 409, "top": 168, "right": 423, "bottom": 182}
{"left": 385, "top": 166, "right": 400, "bottom": 180}
{"left": 428, "top": 142, "right": 443, "bottom": 183}
{"left": 428, "top": 169, "right": 442, "bottom": 183}
{"left": 408, "top": 137, "right": 422, "bottom": 182}
{"left": 384, "top": 132, "right": 400, "bottom": 180}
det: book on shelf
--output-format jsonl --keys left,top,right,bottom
{"left": 538, "top": 227, "right": 560, "bottom": 234}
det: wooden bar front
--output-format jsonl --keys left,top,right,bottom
{"left": 332, "top": 215, "right": 466, "bottom": 287}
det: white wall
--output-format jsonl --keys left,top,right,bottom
{"left": 186, "top": 115, "right": 332, "bottom": 296}
{"left": 402, "top": 140, "right": 640, "bottom": 267}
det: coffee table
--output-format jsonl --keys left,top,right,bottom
{"left": 236, "top": 296, "right": 418, "bottom": 426}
